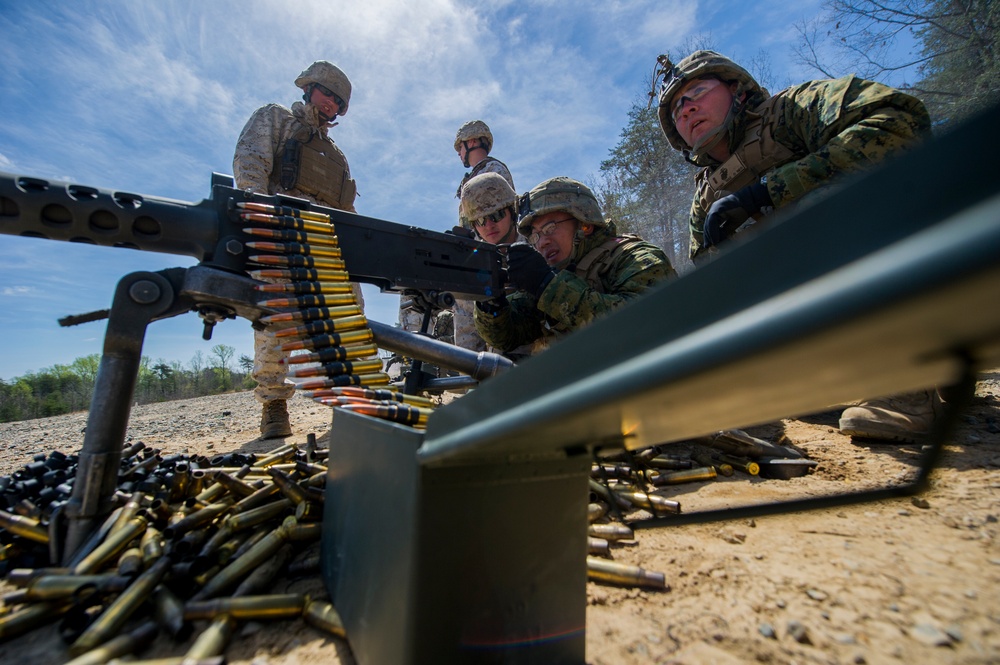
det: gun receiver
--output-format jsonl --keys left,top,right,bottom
{"left": 0, "top": 171, "right": 504, "bottom": 300}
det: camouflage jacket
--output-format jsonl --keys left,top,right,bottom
{"left": 689, "top": 75, "right": 931, "bottom": 257}
{"left": 456, "top": 156, "right": 515, "bottom": 198}
{"left": 475, "top": 222, "right": 674, "bottom": 353}
{"left": 233, "top": 101, "right": 357, "bottom": 212}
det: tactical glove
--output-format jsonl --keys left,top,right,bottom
{"left": 446, "top": 225, "right": 476, "bottom": 239}
{"left": 703, "top": 182, "right": 773, "bottom": 248}
{"left": 506, "top": 244, "right": 556, "bottom": 298}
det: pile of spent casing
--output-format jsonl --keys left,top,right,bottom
{"left": 0, "top": 435, "right": 347, "bottom": 662}
{"left": 242, "top": 201, "right": 434, "bottom": 428}
{"left": 585, "top": 430, "right": 815, "bottom": 589}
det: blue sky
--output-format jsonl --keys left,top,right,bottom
{"left": 0, "top": 0, "right": 833, "bottom": 380}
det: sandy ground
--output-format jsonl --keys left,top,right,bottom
{"left": 1, "top": 372, "right": 998, "bottom": 664}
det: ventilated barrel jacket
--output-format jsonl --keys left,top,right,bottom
{"left": 234, "top": 101, "right": 357, "bottom": 212}
{"left": 475, "top": 221, "right": 674, "bottom": 353}
{"left": 689, "top": 75, "right": 931, "bottom": 258}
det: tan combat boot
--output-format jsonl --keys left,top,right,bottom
{"left": 260, "top": 399, "right": 292, "bottom": 439}
{"left": 838, "top": 389, "right": 942, "bottom": 444}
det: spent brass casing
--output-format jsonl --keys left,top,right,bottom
{"left": 0, "top": 508, "right": 50, "bottom": 544}
{"left": 63, "top": 620, "right": 158, "bottom": 665}
{"left": 645, "top": 455, "right": 694, "bottom": 470}
{"left": 587, "top": 502, "right": 609, "bottom": 523}
{"left": 0, "top": 600, "right": 73, "bottom": 642}
{"left": 117, "top": 547, "right": 144, "bottom": 577}
{"left": 152, "top": 585, "right": 189, "bottom": 640}
{"left": 243, "top": 227, "right": 340, "bottom": 248}
{"left": 245, "top": 240, "right": 344, "bottom": 259}
{"left": 274, "top": 315, "right": 369, "bottom": 338}
{"left": 140, "top": 526, "right": 164, "bottom": 566}
{"left": 249, "top": 253, "right": 349, "bottom": 270}
{"left": 233, "top": 543, "right": 294, "bottom": 598}
{"left": 109, "top": 495, "right": 144, "bottom": 534}
{"left": 287, "top": 357, "right": 383, "bottom": 379}
{"left": 183, "top": 593, "right": 306, "bottom": 621}
{"left": 650, "top": 466, "right": 718, "bottom": 486}
{"left": 230, "top": 483, "right": 281, "bottom": 515}
{"left": 302, "top": 599, "right": 346, "bottom": 638}
{"left": 588, "top": 523, "right": 635, "bottom": 541}
{"left": 294, "top": 501, "right": 323, "bottom": 522}
{"left": 162, "top": 500, "right": 232, "bottom": 539}
{"left": 287, "top": 552, "right": 321, "bottom": 576}
{"left": 253, "top": 444, "right": 298, "bottom": 468}
{"left": 267, "top": 469, "right": 309, "bottom": 505}
{"left": 587, "top": 479, "right": 632, "bottom": 511}
{"left": 6, "top": 567, "right": 74, "bottom": 587}
{"left": 184, "top": 614, "right": 236, "bottom": 660}
{"left": 228, "top": 498, "right": 293, "bottom": 532}
{"left": 23, "top": 574, "right": 131, "bottom": 601}
{"left": 293, "top": 460, "right": 328, "bottom": 478}
{"left": 715, "top": 454, "right": 760, "bottom": 476}
{"left": 68, "top": 556, "right": 171, "bottom": 657}
{"left": 617, "top": 490, "right": 681, "bottom": 514}
{"left": 105, "top": 657, "right": 224, "bottom": 665}
{"left": 261, "top": 304, "right": 361, "bottom": 325}
{"left": 588, "top": 537, "right": 610, "bottom": 556}
{"left": 586, "top": 557, "right": 667, "bottom": 589}
{"left": 193, "top": 518, "right": 296, "bottom": 600}
{"left": 74, "top": 515, "right": 147, "bottom": 575}
{"left": 691, "top": 451, "right": 735, "bottom": 477}
{"left": 213, "top": 472, "right": 257, "bottom": 498}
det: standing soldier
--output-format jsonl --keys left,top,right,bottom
{"left": 233, "top": 60, "right": 359, "bottom": 439}
{"left": 475, "top": 177, "right": 674, "bottom": 354}
{"left": 653, "top": 50, "right": 935, "bottom": 443}
{"left": 454, "top": 120, "right": 515, "bottom": 201}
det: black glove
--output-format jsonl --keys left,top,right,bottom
{"left": 506, "top": 244, "right": 556, "bottom": 298}
{"left": 476, "top": 292, "right": 508, "bottom": 316}
{"left": 703, "top": 182, "right": 773, "bottom": 248}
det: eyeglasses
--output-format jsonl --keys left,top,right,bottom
{"left": 472, "top": 208, "right": 510, "bottom": 228}
{"left": 526, "top": 217, "right": 574, "bottom": 246}
{"left": 313, "top": 83, "right": 346, "bottom": 111}
{"left": 670, "top": 78, "right": 723, "bottom": 123}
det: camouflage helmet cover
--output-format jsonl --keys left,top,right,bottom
{"left": 454, "top": 120, "right": 494, "bottom": 153}
{"left": 654, "top": 50, "right": 762, "bottom": 152}
{"left": 517, "top": 176, "right": 605, "bottom": 235}
{"left": 295, "top": 61, "right": 352, "bottom": 115}
{"left": 459, "top": 172, "right": 517, "bottom": 229}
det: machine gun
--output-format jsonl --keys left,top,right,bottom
{"left": 0, "top": 171, "right": 513, "bottom": 561}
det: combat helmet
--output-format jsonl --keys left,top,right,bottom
{"left": 454, "top": 120, "right": 494, "bottom": 154}
{"left": 653, "top": 51, "right": 765, "bottom": 162}
{"left": 517, "top": 177, "right": 605, "bottom": 236}
{"left": 459, "top": 172, "right": 517, "bottom": 231}
{"left": 295, "top": 61, "right": 352, "bottom": 116}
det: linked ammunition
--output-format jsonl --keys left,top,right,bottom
{"left": 248, "top": 253, "right": 349, "bottom": 270}
{"left": 260, "top": 304, "right": 361, "bottom": 325}
{"left": 242, "top": 227, "right": 340, "bottom": 248}
{"left": 586, "top": 557, "right": 667, "bottom": 590}
{"left": 300, "top": 372, "right": 390, "bottom": 388}
{"left": 237, "top": 202, "right": 334, "bottom": 225}
{"left": 183, "top": 593, "right": 306, "bottom": 621}
{"left": 250, "top": 265, "right": 348, "bottom": 281}
{"left": 245, "top": 240, "right": 344, "bottom": 259}
{"left": 338, "top": 403, "right": 431, "bottom": 427}
{"left": 278, "top": 329, "right": 374, "bottom": 352}
{"left": 260, "top": 294, "right": 359, "bottom": 310}
{"left": 274, "top": 316, "right": 370, "bottom": 338}
{"left": 310, "top": 386, "right": 434, "bottom": 408}
{"left": 255, "top": 279, "right": 353, "bottom": 294}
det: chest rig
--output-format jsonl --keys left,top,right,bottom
{"left": 276, "top": 121, "right": 357, "bottom": 211}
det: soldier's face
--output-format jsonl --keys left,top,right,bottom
{"left": 476, "top": 208, "right": 514, "bottom": 245}
{"left": 673, "top": 77, "right": 737, "bottom": 148}
{"left": 309, "top": 86, "right": 342, "bottom": 121}
{"left": 529, "top": 212, "right": 579, "bottom": 266}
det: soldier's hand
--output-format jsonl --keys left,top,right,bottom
{"left": 446, "top": 225, "right": 476, "bottom": 239}
{"left": 506, "top": 244, "right": 556, "bottom": 298}
{"left": 703, "top": 182, "right": 773, "bottom": 248}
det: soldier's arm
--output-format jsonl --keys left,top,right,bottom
{"left": 766, "top": 77, "right": 932, "bottom": 208}
{"left": 474, "top": 294, "right": 543, "bottom": 352}
{"left": 535, "top": 245, "right": 673, "bottom": 331}
{"left": 233, "top": 104, "right": 285, "bottom": 193}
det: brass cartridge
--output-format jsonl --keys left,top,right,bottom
{"left": 183, "top": 593, "right": 306, "bottom": 621}
{"left": 586, "top": 557, "right": 667, "bottom": 590}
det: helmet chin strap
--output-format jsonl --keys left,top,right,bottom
{"left": 684, "top": 91, "right": 746, "bottom": 165}
{"left": 302, "top": 86, "right": 338, "bottom": 126}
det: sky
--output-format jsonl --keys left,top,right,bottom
{"left": 0, "top": 0, "right": 832, "bottom": 381}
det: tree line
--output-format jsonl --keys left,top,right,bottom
{"left": 0, "top": 345, "right": 253, "bottom": 423}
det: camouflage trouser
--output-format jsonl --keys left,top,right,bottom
{"left": 453, "top": 299, "right": 486, "bottom": 353}
{"left": 253, "top": 282, "right": 365, "bottom": 404}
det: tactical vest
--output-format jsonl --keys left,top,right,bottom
{"left": 541, "top": 234, "right": 644, "bottom": 337}
{"left": 275, "top": 122, "right": 357, "bottom": 211}
{"left": 456, "top": 156, "right": 512, "bottom": 198}
{"left": 695, "top": 95, "right": 797, "bottom": 215}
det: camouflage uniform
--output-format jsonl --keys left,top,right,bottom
{"left": 685, "top": 75, "right": 931, "bottom": 258}
{"left": 475, "top": 220, "right": 673, "bottom": 353}
{"left": 234, "top": 95, "right": 361, "bottom": 405}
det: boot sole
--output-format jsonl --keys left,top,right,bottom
{"left": 839, "top": 418, "right": 925, "bottom": 445}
